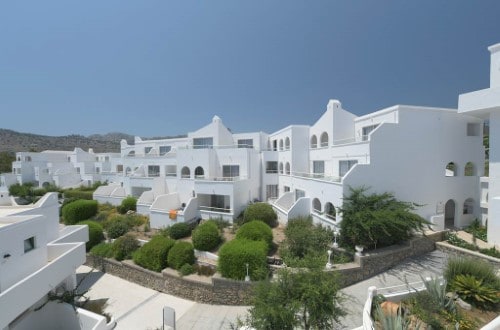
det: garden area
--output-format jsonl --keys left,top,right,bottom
{"left": 445, "top": 219, "right": 500, "bottom": 259}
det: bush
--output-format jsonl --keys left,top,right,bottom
{"left": 78, "top": 220, "right": 104, "bottom": 251}
{"left": 236, "top": 220, "right": 273, "bottom": 252}
{"left": 112, "top": 233, "right": 140, "bottom": 261}
{"left": 8, "top": 183, "right": 33, "bottom": 197}
{"left": 192, "top": 222, "right": 222, "bottom": 251}
{"left": 444, "top": 257, "right": 500, "bottom": 291}
{"left": 62, "top": 200, "right": 98, "bottom": 225}
{"left": 451, "top": 274, "right": 499, "bottom": 309}
{"left": 63, "top": 190, "right": 94, "bottom": 200}
{"left": 218, "top": 239, "right": 268, "bottom": 280}
{"left": 205, "top": 218, "right": 230, "bottom": 231}
{"left": 118, "top": 196, "right": 137, "bottom": 214}
{"left": 90, "top": 242, "right": 114, "bottom": 258}
{"left": 168, "top": 241, "right": 195, "bottom": 270}
{"left": 169, "top": 222, "right": 192, "bottom": 239}
{"left": 196, "top": 264, "right": 216, "bottom": 276}
{"left": 243, "top": 203, "right": 277, "bottom": 227}
{"left": 107, "top": 221, "right": 130, "bottom": 239}
{"left": 133, "top": 235, "right": 175, "bottom": 272}
{"left": 179, "top": 264, "right": 195, "bottom": 276}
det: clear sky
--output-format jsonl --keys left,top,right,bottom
{"left": 0, "top": 1, "right": 499, "bottom": 137}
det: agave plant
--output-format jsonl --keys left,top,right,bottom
{"left": 375, "top": 304, "right": 421, "bottom": 330}
{"left": 422, "top": 276, "right": 456, "bottom": 313}
{"left": 452, "top": 274, "right": 500, "bottom": 308}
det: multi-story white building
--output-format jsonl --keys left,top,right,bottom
{"left": 0, "top": 193, "right": 113, "bottom": 330}
{"left": 459, "top": 42, "right": 500, "bottom": 245}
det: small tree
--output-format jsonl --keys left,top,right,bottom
{"left": 118, "top": 196, "right": 137, "bottom": 214}
{"left": 243, "top": 203, "right": 277, "bottom": 227}
{"left": 339, "top": 186, "right": 429, "bottom": 249}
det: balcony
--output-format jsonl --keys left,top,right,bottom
{"left": 287, "top": 171, "right": 341, "bottom": 183}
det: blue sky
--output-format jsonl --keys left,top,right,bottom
{"left": 0, "top": 1, "right": 499, "bottom": 137}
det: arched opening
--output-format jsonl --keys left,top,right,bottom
{"left": 324, "top": 202, "right": 336, "bottom": 220}
{"left": 279, "top": 139, "right": 284, "bottom": 151}
{"left": 181, "top": 166, "right": 191, "bottom": 178}
{"left": 285, "top": 162, "right": 290, "bottom": 175}
{"left": 310, "top": 135, "right": 317, "bottom": 148}
{"left": 445, "top": 162, "right": 457, "bottom": 177}
{"left": 445, "top": 199, "right": 456, "bottom": 228}
{"left": 285, "top": 137, "right": 290, "bottom": 150}
{"left": 42, "top": 182, "right": 50, "bottom": 188}
{"left": 127, "top": 150, "right": 135, "bottom": 157}
{"left": 279, "top": 162, "right": 284, "bottom": 174}
{"left": 312, "top": 198, "right": 322, "bottom": 213}
{"left": 125, "top": 167, "right": 132, "bottom": 175}
{"left": 194, "top": 166, "right": 205, "bottom": 179}
{"left": 463, "top": 198, "right": 474, "bottom": 215}
{"left": 320, "top": 132, "right": 329, "bottom": 147}
{"left": 464, "top": 162, "right": 475, "bottom": 176}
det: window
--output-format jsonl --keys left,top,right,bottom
{"left": 195, "top": 166, "right": 205, "bottom": 178}
{"left": 95, "top": 167, "right": 100, "bottom": 174}
{"left": 222, "top": 165, "right": 240, "bottom": 179}
{"left": 144, "top": 147, "right": 153, "bottom": 154}
{"left": 320, "top": 132, "right": 329, "bottom": 147}
{"left": 285, "top": 137, "right": 290, "bottom": 150}
{"left": 76, "top": 167, "right": 81, "bottom": 174}
{"left": 279, "top": 139, "right": 284, "bottom": 151}
{"left": 463, "top": 198, "right": 474, "bottom": 215}
{"left": 127, "top": 151, "right": 135, "bottom": 157}
{"left": 339, "top": 160, "right": 358, "bottom": 177}
{"left": 237, "top": 139, "right": 253, "bottom": 148}
{"left": 116, "top": 165, "right": 123, "bottom": 173}
{"left": 362, "top": 124, "right": 379, "bottom": 140}
{"left": 445, "top": 162, "right": 457, "bottom": 177}
{"left": 295, "top": 189, "right": 306, "bottom": 200}
{"left": 25, "top": 156, "right": 32, "bottom": 162}
{"left": 285, "top": 162, "right": 291, "bottom": 175}
{"left": 310, "top": 135, "right": 318, "bottom": 148}
{"left": 325, "top": 202, "right": 336, "bottom": 220}
{"left": 266, "top": 185, "right": 279, "bottom": 200}
{"left": 24, "top": 236, "right": 35, "bottom": 253}
{"left": 148, "top": 165, "right": 160, "bottom": 177}
{"left": 181, "top": 166, "right": 190, "bottom": 178}
{"left": 284, "top": 186, "right": 290, "bottom": 192}
{"left": 159, "top": 146, "right": 171, "bottom": 155}
{"left": 105, "top": 156, "right": 109, "bottom": 162}
{"left": 464, "top": 162, "right": 475, "bottom": 176}
{"left": 312, "top": 198, "right": 322, "bottom": 213}
{"left": 266, "top": 161, "right": 278, "bottom": 174}
{"left": 279, "top": 162, "right": 284, "bottom": 174}
{"left": 165, "top": 165, "right": 177, "bottom": 177}
{"left": 313, "top": 161, "right": 325, "bottom": 177}
{"left": 467, "top": 123, "right": 480, "bottom": 136}
{"left": 193, "top": 137, "right": 214, "bottom": 149}
{"left": 272, "top": 140, "right": 278, "bottom": 151}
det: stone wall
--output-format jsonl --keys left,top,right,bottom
{"left": 436, "top": 241, "right": 500, "bottom": 271}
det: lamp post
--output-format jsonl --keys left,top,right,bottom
{"left": 332, "top": 230, "right": 339, "bottom": 249}
{"left": 245, "top": 263, "right": 250, "bottom": 282}
{"left": 325, "top": 249, "right": 333, "bottom": 270}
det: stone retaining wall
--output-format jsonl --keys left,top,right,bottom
{"left": 436, "top": 241, "right": 500, "bottom": 271}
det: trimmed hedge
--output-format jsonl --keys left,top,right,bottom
{"left": 118, "top": 196, "right": 137, "bottom": 214}
{"left": 192, "top": 221, "right": 222, "bottom": 251}
{"left": 90, "top": 242, "right": 113, "bottom": 258}
{"left": 133, "top": 235, "right": 175, "bottom": 272}
{"left": 77, "top": 220, "right": 104, "bottom": 251}
{"left": 62, "top": 200, "right": 98, "bottom": 225}
{"left": 169, "top": 222, "right": 192, "bottom": 239}
{"left": 167, "top": 241, "right": 195, "bottom": 270}
{"left": 236, "top": 220, "right": 273, "bottom": 252}
{"left": 112, "top": 233, "right": 140, "bottom": 261}
{"left": 107, "top": 221, "right": 130, "bottom": 239}
{"left": 218, "top": 239, "right": 268, "bottom": 281}
{"left": 64, "top": 190, "right": 94, "bottom": 200}
{"left": 243, "top": 203, "right": 277, "bottom": 227}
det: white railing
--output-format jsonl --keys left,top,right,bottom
{"left": 199, "top": 206, "right": 232, "bottom": 213}
{"left": 195, "top": 176, "right": 247, "bottom": 182}
{"left": 178, "top": 144, "right": 254, "bottom": 150}
{"left": 331, "top": 135, "right": 369, "bottom": 146}
{"left": 288, "top": 171, "right": 342, "bottom": 183}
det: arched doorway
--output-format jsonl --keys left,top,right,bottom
{"left": 445, "top": 199, "right": 455, "bottom": 229}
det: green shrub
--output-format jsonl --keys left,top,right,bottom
{"left": 218, "top": 239, "right": 268, "bottom": 280}
{"left": 179, "top": 264, "right": 195, "bottom": 276}
{"left": 243, "top": 203, "right": 277, "bottom": 227}
{"left": 192, "top": 222, "right": 222, "bottom": 251}
{"left": 236, "top": 220, "right": 273, "bottom": 252}
{"left": 168, "top": 241, "right": 195, "bottom": 270}
{"left": 169, "top": 222, "right": 192, "bottom": 239}
{"left": 63, "top": 190, "right": 94, "bottom": 200}
{"left": 107, "top": 221, "right": 130, "bottom": 239}
{"left": 90, "top": 242, "right": 114, "bottom": 258}
{"left": 8, "top": 183, "right": 33, "bottom": 197}
{"left": 205, "top": 218, "right": 230, "bottom": 231}
{"left": 78, "top": 220, "right": 104, "bottom": 251}
{"left": 118, "top": 196, "right": 137, "bottom": 214}
{"left": 444, "top": 257, "right": 500, "bottom": 291}
{"left": 196, "top": 264, "right": 216, "bottom": 276}
{"left": 452, "top": 274, "right": 500, "bottom": 309}
{"left": 112, "top": 233, "right": 140, "bottom": 261}
{"left": 133, "top": 235, "right": 175, "bottom": 272}
{"left": 62, "top": 200, "right": 98, "bottom": 225}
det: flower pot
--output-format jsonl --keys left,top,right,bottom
{"left": 355, "top": 245, "right": 364, "bottom": 256}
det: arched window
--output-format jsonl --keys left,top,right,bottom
{"left": 279, "top": 139, "right": 284, "bottom": 151}
{"left": 125, "top": 167, "right": 132, "bottom": 175}
{"left": 285, "top": 137, "right": 290, "bottom": 150}
{"left": 194, "top": 166, "right": 205, "bottom": 179}
{"left": 310, "top": 135, "right": 317, "bottom": 148}
{"left": 320, "top": 132, "right": 329, "bottom": 147}
{"left": 181, "top": 166, "right": 191, "bottom": 178}
{"left": 279, "top": 162, "right": 284, "bottom": 174}
{"left": 324, "top": 202, "right": 336, "bottom": 220}
{"left": 285, "top": 162, "right": 290, "bottom": 175}
{"left": 464, "top": 162, "right": 475, "bottom": 176}
{"left": 463, "top": 198, "right": 474, "bottom": 215}
{"left": 445, "top": 162, "right": 457, "bottom": 177}
{"left": 312, "top": 198, "right": 322, "bottom": 213}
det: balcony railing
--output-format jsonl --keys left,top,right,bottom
{"left": 178, "top": 144, "right": 253, "bottom": 150}
{"left": 199, "top": 206, "right": 232, "bottom": 213}
{"left": 195, "top": 176, "right": 247, "bottom": 182}
{"left": 286, "top": 171, "right": 341, "bottom": 183}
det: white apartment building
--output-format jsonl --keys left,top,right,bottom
{"left": 0, "top": 193, "right": 112, "bottom": 330}
{"left": 459, "top": 42, "right": 500, "bottom": 245}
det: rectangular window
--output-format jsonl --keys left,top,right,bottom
{"left": 95, "top": 167, "right": 100, "bottom": 174}
{"left": 295, "top": 189, "right": 306, "bottom": 201}
{"left": 313, "top": 161, "right": 325, "bottom": 177}
{"left": 105, "top": 156, "right": 109, "bottom": 162}
{"left": 144, "top": 147, "right": 153, "bottom": 154}
{"left": 266, "top": 185, "right": 279, "bottom": 200}
{"left": 467, "top": 123, "right": 480, "bottom": 136}
{"left": 222, "top": 165, "right": 239, "bottom": 179}
{"left": 24, "top": 236, "right": 35, "bottom": 253}
{"left": 165, "top": 165, "right": 177, "bottom": 177}
{"left": 159, "top": 146, "right": 171, "bottom": 155}
{"left": 76, "top": 167, "right": 81, "bottom": 174}
{"left": 148, "top": 165, "right": 160, "bottom": 177}
{"left": 362, "top": 124, "right": 379, "bottom": 141}
{"left": 237, "top": 139, "right": 253, "bottom": 148}
{"left": 266, "top": 161, "right": 278, "bottom": 174}
{"left": 339, "top": 160, "right": 358, "bottom": 177}
{"left": 193, "top": 137, "right": 214, "bottom": 149}
{"left": 116, "top": 165, "right": 123, "bottom": 173}
{"left": 284, "top": 186, "right": 290, "bottom": 192}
